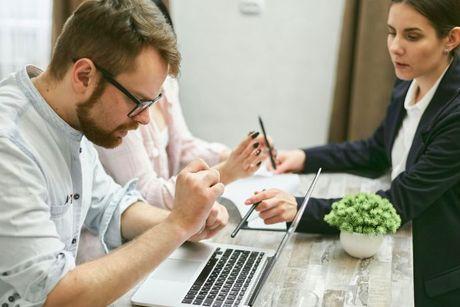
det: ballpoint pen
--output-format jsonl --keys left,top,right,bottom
{"left": 231, "top": 201, "right": 261, "bottom": 238}
{"left": 258, "top": 115, "right": 277, "bottom": 170}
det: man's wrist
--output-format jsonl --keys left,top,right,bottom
{"left": 162, "top": 216, "right": 195, "bottom": 242}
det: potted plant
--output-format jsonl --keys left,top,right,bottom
{"left": 324, "top": 192, "right": 401, "bottom": 259}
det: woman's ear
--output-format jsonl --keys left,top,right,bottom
{"left": 446, "top": 27, "right": 460, "bottom": 53}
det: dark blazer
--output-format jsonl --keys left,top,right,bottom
{"left": 296, "top": 56, "right": 460, "bottom": 307}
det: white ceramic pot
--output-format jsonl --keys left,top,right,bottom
{"left": 339, "top": 231, "right": 384, "bottom": 259}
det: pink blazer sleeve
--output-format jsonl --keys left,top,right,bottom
{"left": 164, "top": 78, "right": 230, "bottom": 170}
{"left": 95, "top": 130, "right": 176, "bottom": 210}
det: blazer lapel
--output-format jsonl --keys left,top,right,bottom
{"left": 387, "top": 81, "right": 410, "bottom": 157}
{"left": 406, "top": 56, "right": 460, "bottom": 167}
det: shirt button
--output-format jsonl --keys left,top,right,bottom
{"left": 72, "top": 238, "right": 77, "bottom": 244}
{"left": 73, "top": 194, "right": 80, "bottom": 200}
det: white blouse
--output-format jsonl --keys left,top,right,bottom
{"left": 391, "top": 66, "right": 450, "bottom": 180}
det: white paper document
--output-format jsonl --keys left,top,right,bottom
{"left": 222, "top": 172, "right": 301, "bottom": 231}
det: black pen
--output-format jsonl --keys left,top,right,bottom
{"left": 258, "top": 115, "right": 277, "bottom": 170}
{"left": 231, "top": 201, "right": 261, "bottom": 238}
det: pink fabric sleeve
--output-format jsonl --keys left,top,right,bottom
{"left": 95, "top": 130, "right": 176, "bottom": 210}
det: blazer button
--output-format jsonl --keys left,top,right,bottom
{"left": 2, "top": 303, "right": 8, "bottom": 307}
{"left": 8, "top": 296, "right": 14, "bottom": 302}
{"left": 73, "top": 194, "right": 80, "bottom": 200}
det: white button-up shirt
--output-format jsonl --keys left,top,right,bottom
{"left": 0, "top": 66, "right": 143, "bottom": 306}
{"left": 391, "top": 66, "right": 450, "bottom": 180}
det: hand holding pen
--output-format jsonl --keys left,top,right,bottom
{"left": 217, "top": 131, "right": 269, "bottom": 184}
{"left": 270, "top": 149, "right": 307, "bottom": 174}
{"left": 231, "top": 189, "right": 267, "bottom": 238}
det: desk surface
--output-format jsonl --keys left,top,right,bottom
{"left": 115, "top": 174, "right": 414, "bottom": 307}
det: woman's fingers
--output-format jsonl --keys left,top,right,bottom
{"left": 234, "top": 132, "right": 260, "bottom": 155}
{"left": 242, "top": 147, "right": 266, "bottom": 171}
{"left": 264, "top": 215, "right": 289, "bottom": 225}
{"left": 240, "top": 140, "right": 262, "bottom": 161}
{"left": 257, "top": 200, "right": 281, "bottom": 217}
{"left": 271, "top": 151, "right": 295, "bottom": 174}
{"left": 244, "top": 189, "right": 297, "bottom": 223}
{"left": 259, "top": 200, "right": 297, "bottom": 223}
{"left": 244, "top": 188, "right": 280, "bottom": 205}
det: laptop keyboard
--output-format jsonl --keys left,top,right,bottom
{"left": 181, "top": 247, "right": 265, "bottom": 306}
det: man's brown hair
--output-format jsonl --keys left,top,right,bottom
{"left": 49, "top": 0, "right": 180, "bottom": 80}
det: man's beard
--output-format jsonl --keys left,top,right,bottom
{"left": 76, "top": 81, "right": 138, "bottom": 148}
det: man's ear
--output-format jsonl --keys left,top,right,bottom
{"left": 71, "top": 58, "right": 99, "bottom": 95}
{"left": 446, "top": 27, "right": 460, "bottom": 53}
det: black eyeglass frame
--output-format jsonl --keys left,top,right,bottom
{"left": 94, "top": 63, "right": 162, "bottom": 118}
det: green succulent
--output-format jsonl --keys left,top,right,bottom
{"left": 324, "top": 193, "right": 401, "bottom": 235}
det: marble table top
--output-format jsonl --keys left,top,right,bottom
{"left": 112, "top": 173, "right": 414, "bottom": 307}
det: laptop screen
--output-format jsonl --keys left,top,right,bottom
{"left": 271, "top": 168, "right": 322, "bottom": 263}
{"left": 248, "top": 168, "right": 321, "bottom": 306}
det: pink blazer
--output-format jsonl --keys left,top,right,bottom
{"left": 95, "top": 77, "right": 229, "bottom": 209}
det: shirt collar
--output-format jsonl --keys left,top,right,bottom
{"left": 404, "top": 61, "right": 452, "bottom": 113}
{"left": 17, "top": 65, "right": 83, "bottom": 142}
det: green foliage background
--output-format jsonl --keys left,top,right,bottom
{"left": 324, "top": 193, "right": 401, "bottom": 234}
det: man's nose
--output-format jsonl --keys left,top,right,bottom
{"left": 132, "top": 108, "right": 150, "bottom": 125}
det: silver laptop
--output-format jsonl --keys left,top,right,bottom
{"left": 131, "top": 169, "right": 321, "bottom": 307}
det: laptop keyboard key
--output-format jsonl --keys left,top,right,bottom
{"left": 182, "top": 247, "right": 265, "bottom": 306}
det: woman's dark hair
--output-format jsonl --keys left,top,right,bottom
{"left": 152, "top": 0, "right": 174, "bottom": 30}
{"left": 391, "top": 0, "right": 460, "bottom": 38}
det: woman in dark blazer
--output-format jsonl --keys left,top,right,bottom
{"left": 245, "top": 1, "right": 460, "bottom": 306}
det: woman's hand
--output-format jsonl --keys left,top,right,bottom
{"left": 217, "top": 132, "right": 269, "bottom": 184}
{"left": 244, "top": 188, "right": 298, "bottom": 224}
{"left": 269, "top": 149, "right": 306, "bottom": 174}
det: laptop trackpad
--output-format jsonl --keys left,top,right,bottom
{"left": 131, "top": 243, "right": 215, "bottom": 306}
{"left": 151, "top": 258, "right": 201, "bottom": 283}
{"left": 131, "top": 259, "right": 202, "bottom": 306}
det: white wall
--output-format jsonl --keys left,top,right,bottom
{"left": 0, "top": 0, "right": 52, "bottom": 78}
{"left": 171, "top": 0, "right": 345, "bottom": 149}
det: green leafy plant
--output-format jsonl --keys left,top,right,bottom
{"left": 324, "top": 193, "right": 401, "bottom": 235}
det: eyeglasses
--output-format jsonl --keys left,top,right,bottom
{"left": 94, "top": 64, "right": 162, "bottom": 118}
